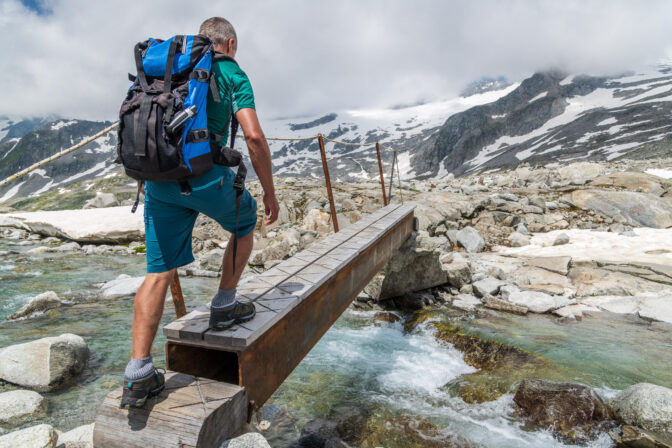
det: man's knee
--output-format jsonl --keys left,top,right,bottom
{"left": 143, "top": 269, "right": 176, "bottom": 288}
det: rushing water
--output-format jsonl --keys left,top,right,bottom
{"left": 1, "top": 236, "right": 671, "bottom": 447}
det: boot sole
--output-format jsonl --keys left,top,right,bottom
{"left": 211, "top": 310, "right": 256, "bottom": 331}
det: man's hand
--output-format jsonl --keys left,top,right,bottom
{"left": 263, "top": 192, "right": 280, "bottom": 226}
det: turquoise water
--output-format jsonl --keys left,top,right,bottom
{"left": 1, "top": 236, "right": 671, "bottom": 447}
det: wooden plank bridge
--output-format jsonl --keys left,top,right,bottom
{"left": 93, "top": 203, "right": 416, "bottom": 448}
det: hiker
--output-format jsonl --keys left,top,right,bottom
{"left": 120, "top": 17, "right": 279, "bottom": 408}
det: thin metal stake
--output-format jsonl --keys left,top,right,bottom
{"left": 375, "top": 142, "right": 387, "bottom": 206}
{"left": 317, "top": 134, "right": 339, "bottom": 232}
{"left": 170, "top": 272, "right": 187, "bottom": 318}
{"left": 396, "top": 153, "right": 404, "bottom": 204}
{"left": 388, "top": 150, "right": 397, "bottom": 202}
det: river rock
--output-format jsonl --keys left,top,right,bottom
{"left": 611, "top": 383, "right": 672, "bottom": 433}
{"left": 451, "top": 294, "right": 482, "bottom": 312}
{"left": 221, "top": 432, "right": 271, "bottom": 448}
{"left": 0, "top": 390, "right": 48, "bottom": 425}
{"left": 508, "top": 232, "right": 530, "bottom": 247}
{"left": 442, "top": 262, "right": 472, "bottom": 288}
{"left": 55, "top": 423, "right": 94, "bottom": 448}
{"left": 0, "top": 334, "right": 90, "bottom": 391}
{"left": 83, "top": 192, "right": 118, "bottom": 209}
{"left": 0, "top": 423, "right": 58, "bottom": 448}
{"left": 8, "top": 291, "right": 63, "bottom": 320}
{"left": 525, "top": 256, "right": 571, "bottom": 276}
{"left": 456, "top": 226, "right": 485, "bottom": 253}
{"left": 638, "top": 295, "right": 672, "bottom": 325}
{"left": 472, "top": 277, "right": 505, "bottom": 298}
{"left": 610, "top": 425, "right": 672, "bottom": 448}
{"left": 98, "top": 274, "right": 144, "bottom": 299}
{"left": 483, "top": 296, "right": 528, "bottom": 315}
{"left": 553, "top": 233, "right": 570, "bottom": 246}
{"left": 514, "top": 379, "right": 611, "bottom": 439}
{"left": 373, "top": 311, "right": 401, "bottom": 323}
{"left": 507, "top": 290, "right": 572, "bottom": 313}
{"left": 568, "top": 190, "right": 672, "bottom": 228}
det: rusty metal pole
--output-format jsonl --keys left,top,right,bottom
{"left": 170, "top": 272, "right": 187, "bottom": 318}
{"left": 317, "top": 134, "right": 339, "bottom": 232}
{"left": 375, "top": 142, "right": 387, "bottom": 206}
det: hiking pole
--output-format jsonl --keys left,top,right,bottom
{"left": 317, "top": 134, "right": 339, "bottom": 232}
{"left": 169, "top": 272, "right": 187, "bottom": 318}
{"left": 375, "top": 142, "right": 387, "bottom": 206}
{"left": 0, "top": 122, "right": 119, "bottom": 189}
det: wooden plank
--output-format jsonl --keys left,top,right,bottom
{"left": 92, "top": 371, "right": 248, "bottom": 448}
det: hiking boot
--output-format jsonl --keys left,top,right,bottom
{"left": 209, "top": 301, "right": 256, "bottom": 330}
{"left": 120, "top": 368, "right": 165, "bottom": 409}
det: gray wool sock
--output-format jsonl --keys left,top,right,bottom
{"left": 124, "top": 356, "right": 154, "bottom": 382}
{"left": 211, "top": 288, "right": 236, "bottom": 310}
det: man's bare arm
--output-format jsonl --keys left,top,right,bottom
{"left": 235, "top": 108, "right": 279, "bottom": 225}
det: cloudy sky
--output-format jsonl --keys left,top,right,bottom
{"left": 2, "top": 0, "right": 672, "bottom": 122}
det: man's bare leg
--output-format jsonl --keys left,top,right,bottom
{"left": 131, "top": 270, "right": 174, "bottom": 359}
{"left": 220, "top": 230, "right": 254, "bottom": 289}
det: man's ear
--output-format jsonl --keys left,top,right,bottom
{"left": 227, "top": 38, "right": 236, "bottom": 55}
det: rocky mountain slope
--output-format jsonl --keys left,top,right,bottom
{"left": 2, "top": 65, "right": 671, "bottom": 204}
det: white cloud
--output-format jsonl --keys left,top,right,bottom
{"left": 2, "top": 0, "right": 672, "bottom": 121}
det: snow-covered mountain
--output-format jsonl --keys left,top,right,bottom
{"left": 1, "top": 64, "right": 671, "bottom": 204}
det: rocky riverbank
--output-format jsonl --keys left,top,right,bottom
{"left": 0, "top": 157, "right": 671, "bottom": 446}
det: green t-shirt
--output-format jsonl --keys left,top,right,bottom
{"left": 206, "top": 59, "right": 256, "bottom": 146}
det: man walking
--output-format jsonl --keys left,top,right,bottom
{"left": 121, "top": 17, "right": 279, "bottom": 408}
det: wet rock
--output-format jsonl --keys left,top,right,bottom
{"left": 472, "top": 277, "right": 504, "bottom": 298}
{"left": 507, "top": 290, "right": 572, "bottom": 313}
{"left": 611, "top": 383, "right": 672, "bottom": 433}
{"left": 456, "top": 226, "right": 485, "bottom": 253}
{"left": 442, "top": 262, "right": 472, "bottom": 288}
{"left": 513, "top": 379, "right": 611, "bottom": 440}
{"left": 569, "top": 190, "right": 672, "bottom": 228}
{"left": 0, "top": 334, "right": 90, "bottom": 392}
{"left": 98, "top": 274, "right": 144, "bottom": 299}
{"left": 83, "top": 192, "right": 118, "bottom": 209}
{"left": 0, "top": 423, "right": 58, "bottom": 448}
{"left": 53, "top": 242, "right": 81, "bottom": 253}
{"left": 451, "top": 294, "right": 482, "bottom": 312}
{"left": 0, "top": 390, "right": 48, "bottom": 425}
{"left": 55, "top": 423, "right": 93, "bottom": 448}
{"left": 394, "top": 292, "right": 431, "bottom": 311}
{"left": 553, "top": 304, "right": 598, "bottom": 319}
{"left": 221, "top": 432, "right": 272, "bottom": 448}
{"left": 8, "top": 291, "right": 63, "bottom": 320}
{"left": 483, "top": 296, "right": 528, "bottom": 315}
{"left": 295, "top": 418, "right": 339, "bottom": 448}
{"left": 610, "top": 425, "right": 672, "bottom": 448}
{"left": 508, "top": 232, "right": 530, "bottom": 247}
{"left": 553, "top": 233, "right": 570, "bottom": 246}
{"left": 373, "top": 311, "right": 401, "bottom": 324}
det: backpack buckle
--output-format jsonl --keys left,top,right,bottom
{"left": 185, "top": 128, "right": 209, "bottom": 143}
{"left": 233, "top": 175, "right": 245, "bottom": 192}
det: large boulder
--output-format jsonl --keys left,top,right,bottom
{"left": 507, "top": 290, "right": 572, "bottom": 313}
{"left": 0, "top": 424, "right": 58, "bottom": 448}
{"left": 364, "top": 234, "right": 448, "bottom": 301}
{"left": 55, "top": 423, "right": 94, "bottom": 448}
{"left": 568, "top": 190, "right": 672, "bottom": 228}
{"left": 456, "top": 227, "right": 485, "bottom": 253}
{"left": 0, "top": 390, "right": 48, "bottom": 425}
{"left": 514, "top": 379, "right": 611, "bottom": 440}
{"left": 8, "top": 291, "right": 63, "bottom": 320}
{"left": 0, "top": 334, "right": 90, "bottom": 391}
{"left": 589, "top": 172, "right": 668, "bottom": 196}
{"left": 442, "top": 262, "right": 472, "bottom": 288}
{"left": 98, "top": 275, "right": 144, "bottom": 299}
{"left": 611, "top": 383, "right": 672, "bottom": 433}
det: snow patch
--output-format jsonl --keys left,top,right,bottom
{"left": 529, "top": 92, "right": 547, "bottom": 102}
{"left": 50, "top": 120, "right": 78, "bottom": 131}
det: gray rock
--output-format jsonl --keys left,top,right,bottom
{"left": 442, "top": 262, "right": 472, "bottom": 288}
{"left": 611, "top": 383, "right": 672, "bottom": 433}
{"left": 55, "top": 423, "right": 93, "bottom": 448}
{"left": 525, "top": 256, "right": 571, "bottom": 276}
{"left": 553, "top": 233, "right": 570, "bottom": 246}
{"left": 0, "top": 390, "right": 48, "bottom": 425}
{"left": 516, "top": 222, "right": 530, "bottom": 236}
{"left": 220, "top": 432, "right": 271, "bottom": 448}
{"left": 569, "top": 190, "right": 672, "bottom": 228}
{"left": 0, "top": 423, "right": 57, "bottom": 448}
{"left": 451, "top": 294, "right": 482, "bottom": 312}
{"left": 98, "top": 275, "right": 144, "bottom": 299}
{"left": 0, "top": 334, "right": 90, "bottom": 391}
{"left": 456, "top": 226, "right": 485, "bottom": 253}
{"left": 53, "top": 242, "right": 81, "bottom": 253}
{"left": 499, "top": 284, "right": 520, "bottom": 301}
{"left": 204, "top": 248, "right": 226, "bottom": 271}
{"left": 472, "top": 277, "right": 505, "bottom": 298}
{"left": 483, "top": 296, "right": 528, "bottom": 315}
{"left": 83, "top": 192, "right": 118, "bottom": 209}
{"left": 445, "top": 229, "right": 458, "bottom": 245}
{"left": 498, "top": 193, "right": 519, "bottom": 202}
{"left": 507, "top": 290, "right": 572, "bottom": 313}
{"left": 8, "top": 291, "right": 63, "bottom": 320}
{"left": 508, "top": 232, "right": 530, "bottom": 247}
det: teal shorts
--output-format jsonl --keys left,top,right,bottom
{"left": 143, "top": 165, "right": 258, "bottom": 273}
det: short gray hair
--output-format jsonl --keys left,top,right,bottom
{"left": 199, "top": 17, "right": 237, "bottom": 50}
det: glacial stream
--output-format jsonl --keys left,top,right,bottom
{"left": 1, "top": 237, "right": 671, "bottom": 447}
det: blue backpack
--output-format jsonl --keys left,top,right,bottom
{"left": 117, "top": 34, "right": 246, "bottom": 212}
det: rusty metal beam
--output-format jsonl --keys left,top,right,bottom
{"left": 317, "top": 134, "right": 339, "bottom": 232}
{"left": 375, "top": 142, "right": 387, "bottom": 206}
{"left": 169, "top": 272, "right": 187, "bottom": 318}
